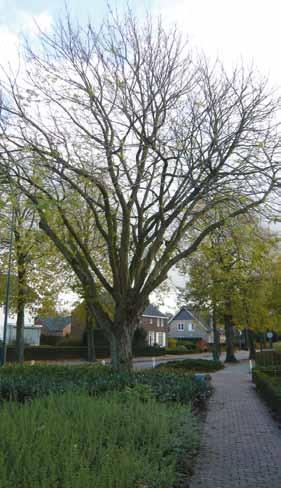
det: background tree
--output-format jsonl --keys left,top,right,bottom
{"left": 179, "top": 215, "right": 280, "bottom": 361}
{"left": 0, "top": 186, "right": 66, "bottom": 362}
{"left": 0, "top": 11, "right": 280, "bottom": 370}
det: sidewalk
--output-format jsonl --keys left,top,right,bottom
{"left": 189, "top": 361, "right": 281, "bottom": 488}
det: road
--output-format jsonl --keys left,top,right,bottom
{"left": 44, "top": 350, "right": 250, "bottom": 367}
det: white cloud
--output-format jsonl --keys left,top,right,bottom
{"left": 0, "top": 10, "right": 53, "bottom": 69}
{"left": 18, "top": 11, "right": 53, "bottom": 37}
{"left": 153, "top": 0, "right": 281, "bottom": 86}
{"left": 0, "top": 27, "right": 20, "bottom": 67}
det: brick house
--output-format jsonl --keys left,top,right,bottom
{"left": 140, "top": 304, "right": 169, "bottom": 347}
{"left": 71, "top": 303, "right": 169, "bottom": 348}
{"left": 35, "top": 316, "right": 72, "bottom": 337}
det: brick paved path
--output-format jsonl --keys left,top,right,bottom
{"left": 189, "top": 361, "right": 281, "bottom": 488}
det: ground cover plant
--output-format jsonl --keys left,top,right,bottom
{"left": 0, "top": 364, "right": 209, "bottom": 406}
{"left": 156, "top": 358, "right": 224, "bottom": 373}
{"left": 0, "top": 390, "right": 199, "bottom": 488}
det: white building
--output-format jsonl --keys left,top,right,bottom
{"left": 0, "top": 306, "right": 42, "bottom": 345}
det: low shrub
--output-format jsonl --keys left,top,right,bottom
{"left": 177, "top": 340, "right": 197, "bottom": 351}
{"left": 0, "top": 364, "right": 209, "bottom": 407}
{"left": 0, "top": 391, "right": 199, "bottom": 488}
{"left": 157, "top": 358, "right": 224, "bottom": 373}
{"left": 166, "top": 345, "right": 187, "bottom": 354}
{"left": 253, "top": 368, "right": 281, "bottom": 415}
{"left": 167, "top": 338, "right": 177, "bottom": 349}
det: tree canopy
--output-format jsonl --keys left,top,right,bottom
{"left": 0, "top": 11, "right": 280, "bottom": 369}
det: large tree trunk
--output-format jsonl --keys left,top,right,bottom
{"left": 85, "top": 304, "right": 96, "bottom": 362}
{"left": 224, "top": 310, "right": 237, "bottom": 363}
{"left": 247, "top": 328, "right": 256, "bottom": 360}
{"left": 109, "top": 326, "right": 134, "bottom": 372}
{"left": 15, "top": 266, "right": 26, "bottom": 364}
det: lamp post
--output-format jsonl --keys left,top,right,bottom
{"left": 1, "top": 208, "right": 15, "bottom": 366}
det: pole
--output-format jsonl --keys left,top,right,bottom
{"left": 2, "top": 208, "right": 15, "bottom": 366}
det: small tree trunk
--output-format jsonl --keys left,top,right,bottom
{"left": 15, "top": 256, "right": 27, "bottom": 364}
{"left": 16, "top": 303, "right": 25, "bottom": 363}
{"left": 85, "top": 304, "right": 96, "bottom": 362}
{"left": 224, "top": 311, "right": 237, "bottom": 363}
{"left": 247, "top": 328, "right": 256, "bottom": 360}
{"left": 212, "top": 307, "right": 220, "bottom": 361}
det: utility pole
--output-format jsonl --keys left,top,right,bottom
{"left": 1, "top": 208, "right": 15, "bottom": 366}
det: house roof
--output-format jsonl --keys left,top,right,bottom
{"left": 170, "top": 307, "right": 209, "bottom": 331}
{"left": 172, "top": 307, "right": 194, "bottom": 321}
{"left": 142, "top": 304, "right": 168, "bottom": 318}
{"left": 36, "top": 316, "right": 71, "bottom": 332}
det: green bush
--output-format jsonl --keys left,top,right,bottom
{"left": 0, "top": 391, "right": 199, "bottom": 488}
{"left": 253, "top": 368, "right": 281, "bottom": 415}
{"left": 177, "top": 340, "right": 197, "bottom": 351}
{"left": 0, "top": 364, "right": 209, "bottom": 406}
{"left": 166, "top": 347, "right": 194, "bottom": 355}
{"left": 157, "top": 358, "right": 224, "bottom": 373}
{"left": 167, "top": 338, "right": 177, "bottom": 349}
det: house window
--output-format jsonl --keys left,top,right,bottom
{"left": 150, "top": 318, "right": 153, "bottom": 325}
{"left": 177, "top": 323, "right": 184, "bottom": 331}
{"left": 188, "top": 322, "right": 194, "bottom": 332}
{"left": 158, "top": 332, "right": 164, "bottom": 347}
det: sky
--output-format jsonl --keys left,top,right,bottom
{"left": 1, "top": 0, "right": 281, "bottom": 313}
{"left": 2, "top": 0, "right": 281, "bottom": 87}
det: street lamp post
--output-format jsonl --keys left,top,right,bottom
{"left": 1, "top": 208, "right": 15, "bottom": 366}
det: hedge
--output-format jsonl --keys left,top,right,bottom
{"left": 255, "top": 351, "right": 281, "bottom": 367}
{"left": 253, "top": 368, "right": 281, "bottom": 415}
{"left": 6, "top": 346, "right": 108, "bottom": 362}
{"left": 0, "top": 364, "right": 210, "bottom": 407}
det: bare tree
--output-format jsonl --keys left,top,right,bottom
{"left": 0, "top": 11, "right": 280, "bottom": 370}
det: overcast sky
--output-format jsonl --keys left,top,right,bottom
{"left": 1, "top": 0, "right": 281, "bottom": 87}
{"left": 1, "top": 0, "right": 280, "bottom": 312}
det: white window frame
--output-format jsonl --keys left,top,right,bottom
{"left": 188, "top": 322, "right": 194, "bottom": 332}
{"left": 177, "top": 323, "right": 184, "bottom": 331}
{"left": 148, "top": 331, "right": 154, "bottom": 346}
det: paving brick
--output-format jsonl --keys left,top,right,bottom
{"left": 189, "top": 361, "right": 281, "bottom": 488}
